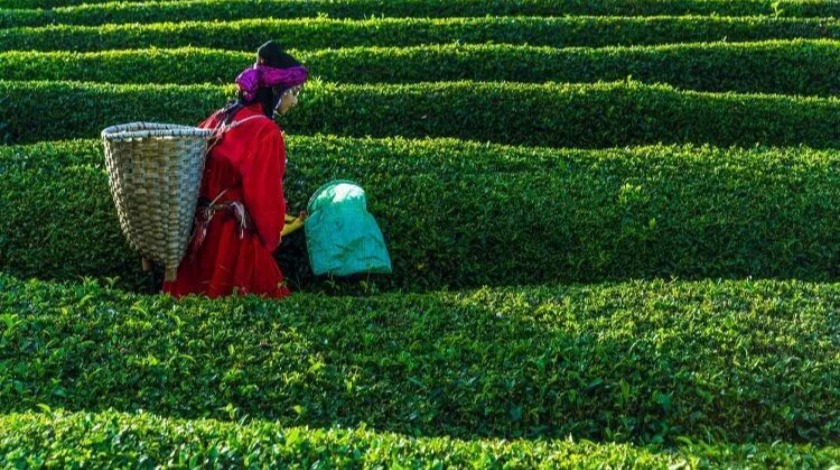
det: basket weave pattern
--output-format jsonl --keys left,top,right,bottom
{"left": 102, "top": 122, "right": 213, "bottom": 282}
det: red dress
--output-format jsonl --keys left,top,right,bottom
{"left": 163, "top": 102, "right": 291, "bottom": 299}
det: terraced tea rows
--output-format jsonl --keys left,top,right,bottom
{"left": 0, "top": 0, "right": 837, "bottom": 465}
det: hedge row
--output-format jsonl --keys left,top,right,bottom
{"left": 2, "top": 273, "right": 839, "bottom": 443}
{"left": 2, "top": 138, "right": 840, "bottom": 293}
{"left": 2, "top": 80, "right": 840, "bottom": 149}
{"left": 5, "top": 0, "right": 840, "bottom": 23}
{"left": 4, "top": 40, "right": 840, "bottom": 97}
{"left": 3, "top": 16, "right": 840, "bottom": 53}
{"left": 2, "top": 411, "right": 838, "bottom": 467}
{"left": 2, "top": 0, "right": 838, "bottom": 28}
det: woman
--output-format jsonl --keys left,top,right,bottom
{"left": 163, "top": 41, "right": 308, "bottom": 298}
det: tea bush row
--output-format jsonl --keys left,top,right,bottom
{"left": 3, "top": 16, "right": 839, "bottom": 53}
{"left": 2, "top": 410, "right": 838, "bottom": 467}
{"left": 2, "top": 138, "right": 839, "bottom": 292}
{"left": 3, "top": 80, "right": 840, "bottom": 148}
{"left": 3, "top": 40, "right": 840, "bottom": 97}
{"left": 1, "top": 273, "right": 838, "bottom": 443}
{"left": 2, "top": 0, "right": 838, "bottom": 27}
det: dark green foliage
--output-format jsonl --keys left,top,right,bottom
{"left": 0, "top": 142, "right": 146, "bottom": 290}
{"left": 2, "top": 80, "right": 840, "bottom": 149}
{"left": 4, "top": 40, "right": 840, "bottom": 97}
{"left": 0, "top": 81, "right": 224, "bottom": 145}
{"left": 0, "top": 7, "right": 45, "bottom": 28}
{"left": 1, "top": 410, "right": 838, "bottom": 467}
{"left": 0, "top": 96, "right": 9, "bottom": 145}
{"left": 0, "top": 274, "right": 838, "bottom": 443}
{"left": 2, "top": 138, "right": 840, "bottom": 292}
{"left": 1, "top": 0, "right": 838, "bottom": 27}
{"left": 3, "top": 16, "right": 840, "bottom": 53}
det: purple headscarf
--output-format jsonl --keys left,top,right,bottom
{"left": 235, "top": 64, "right": 308, "bottom": 102}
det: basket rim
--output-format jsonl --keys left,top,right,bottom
{"left": 102, "top": 122, "right": 214, "bottom": 140}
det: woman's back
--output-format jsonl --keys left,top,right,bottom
{"left": 163, "top": 102, "right": 290, "bottom": 298}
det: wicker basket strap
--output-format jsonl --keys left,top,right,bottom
{"left": 212, "top": 115, "right": 270, "bottom": 136}
{"left": 204, "top": 114, "right": 272, "bottom": 154}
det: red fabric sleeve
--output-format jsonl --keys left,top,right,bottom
{"left": 240, "top": 124, "right": 286, "bottom": 251}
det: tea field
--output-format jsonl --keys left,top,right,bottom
{"left": 0, "top": 0, "right": 838, "bottom": 467}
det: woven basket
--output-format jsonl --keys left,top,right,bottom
{"left": 102, "top": 122, "right": 214, "bottom": 282}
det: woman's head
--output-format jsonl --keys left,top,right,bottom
{"left": 232, "top": 41, "right": 308, "bottom": 118}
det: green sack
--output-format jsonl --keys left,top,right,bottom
{"left": 305, "top": 180, "right": 392, "bottom": 276}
